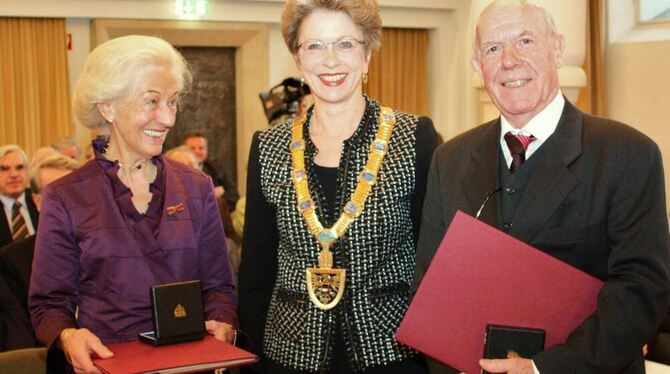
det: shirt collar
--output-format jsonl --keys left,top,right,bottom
{"left": 0, "top": 191, "right": 27, "bottom": 211}
{"left": 500, "top": 90, "right": 565, "bottom": 141}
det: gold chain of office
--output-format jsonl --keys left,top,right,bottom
{"left": 289, "top": 106, "right": 396, "bottom": 309}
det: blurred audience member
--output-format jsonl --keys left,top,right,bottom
{"left": 165, "top": 145, "right": 199, "bottom": 169}
{"left": 51, "top": 137, "right": 81, "bottom": 160}
{"left": 0, "top": 145, "right": 38, "bottom": 248}
{"left": 30, "top": 147, "right": 60, "bottom": 168}
{"left": 183, "top": 132, "right": 240, "bottom": 210}
{"left": 29, "top": 155, "right": 81, "bottom": 211}
{"left": 0, "top": 154, "right": 80, "bottom": 352}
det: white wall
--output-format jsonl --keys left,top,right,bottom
{"left": 607, "top": 0, "right": 670, "bottom": 212}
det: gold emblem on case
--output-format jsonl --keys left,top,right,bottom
{"left": 174, "top": 303, "right": 187, "bottom": 318}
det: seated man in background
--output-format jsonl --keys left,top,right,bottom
{"left": 183, "top": 131, "right": 239, "bottom": 210}
{"left": 0, "top": 145, "right": 38, "bottom": 248}
{"left": 0, "top": 154, "right": 80, "bottom": 351}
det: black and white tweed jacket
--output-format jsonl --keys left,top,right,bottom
{"left": 243, "top": 97, "right": 435, "bottom": 372}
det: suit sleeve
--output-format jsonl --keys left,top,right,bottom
{"left": 238, "top": 132, "right": 279, "bottom": 361}
{"left": 28, "top": 187, "right": 79, "bottom": 347}
{"left": 412, "top": 146, "right": 448, "bottom": 291}
{"left": 534, "top": 138, "right": 670, "bottom": 372}
{"left": 28, "top": 186, "right": 79, "bottom": 371}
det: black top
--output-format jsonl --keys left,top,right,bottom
{"left": 0, "top": 236, "right": 40, "bottom": 351}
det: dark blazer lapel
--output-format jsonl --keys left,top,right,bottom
{"left": 462, "top": 120, "right": 500, "bottom": 226}
{"left": 510, "top": 100, "right": 582, "bottom": 242}
{"left": 24, "top": 190, "right": 39, "bottom": 229}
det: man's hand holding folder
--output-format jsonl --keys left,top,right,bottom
{"left": 396, "top": 211, "right": 603, "bottom": 374}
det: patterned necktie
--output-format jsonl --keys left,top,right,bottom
{"left": 504, "top": 132, "right": 536, "bottom": 173}
{"left": 11, "top": 201, "right": 29, "bottom": 241}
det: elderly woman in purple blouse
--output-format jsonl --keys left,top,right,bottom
{"left": 28, "top": 35, "right": 237, "bottom": 374}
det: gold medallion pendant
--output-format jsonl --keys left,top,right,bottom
{"left": 306, "top": 245, "right": 345, "bottom": 310}
{"left": 290, "top": 106, "right": 396, "bottom": 310}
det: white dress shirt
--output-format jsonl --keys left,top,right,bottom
{"left": 499, "top": 91, "right": 566, "bottom": 169}
{"left": 496, "top": 91, "right": 565, "bottom": 374}
{"left": 1, "top": 191, "right": 36, "bottom": 237}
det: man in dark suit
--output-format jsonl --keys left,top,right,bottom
{"left": 0, "top": 145, "right": 39, "bottom": 248}
{"left": 0, "top": 154, "right": 80, "bottom": 351}
{"left": 413, "top": 1, "right": 670, "bottom": 373}
{"left": 183, "top": 132, "right": 240, "bottom": 210}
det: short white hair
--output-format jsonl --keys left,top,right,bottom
{"left": 73, "top": 35, "right": 192, "bottom": 131}
{"left": 473, "top": 0, "right": 559, "bottom": 57}
{"left": 0, "top": 144, "right": 29, "bottom": 166}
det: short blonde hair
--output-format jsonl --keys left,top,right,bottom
{"left": 281, "top": 0, "right": 382, "bottom": 55}
{"left": 165, "top": 145, "right": 199, "bottom": 169}
{"left": 30, "top": 154, "right": 81, "bottom": 193}
{"left": 73, "top": 35, "right": 192, "bottom": 131}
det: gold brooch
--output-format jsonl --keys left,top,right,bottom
{"left": 167, "top": 203, "right": 185, "bottom": 215}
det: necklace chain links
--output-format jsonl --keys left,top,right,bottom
{"left": 102, "top": 139, "right": 152, "bottom": 171}
{"left": 290, "top": 106, "right": 396, "bottom": 310}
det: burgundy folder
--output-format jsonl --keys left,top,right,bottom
{"left": 93, "top": 335, "right": 258, "bottom": 373}
{"left": 396, "top": 211, "right": 603, "bottom": 374}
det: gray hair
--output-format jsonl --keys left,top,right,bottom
{"left": 73, "top": 35, "right": 192, "bottom": 131}
{"left": 30, "top": 154, "right": 81, "bottom": 193}
{"left": 473, "top": 0, "right": 559, "bottom": 57}
{"left": 0, "top": 144, "right": 29, "bottom": 166}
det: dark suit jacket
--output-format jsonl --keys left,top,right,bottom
{"left": 202, "top": 161, "right": 240, "bottom": 210}
{"left": 0, "top": 190, "right": 39, "bottom": 248}
{"left": 0, "top": 236, "right": 39, "bottom": 351}
{"left": 414, "top": 101, "right": 670, "bottom": 373}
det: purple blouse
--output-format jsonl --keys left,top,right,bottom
{"left": 29, "top": 139, "right": 237, "bottom": 347}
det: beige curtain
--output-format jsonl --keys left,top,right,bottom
{"left": 576, "top": 0, "right": 606, "bottom": 116}
{"left": 363, "top": 28, "right": 429, "bottom": 116}
{"left": 0, "top": 17, "right": 72, "bottom": 155}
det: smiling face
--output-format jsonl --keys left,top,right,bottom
{"left": 295, "top": 9, "right": 370, "bottom": 108}
{"left": 0, "top": 151, "right": 28, "bottom": 199}
{"left": 100, "top": 65, "right": 180, "bottom": 161}
{"left": 472, "top": 3, "right": 565, "bottom": 128}
{"left": 184, "top": 136, "right": 208, "bottom": 164}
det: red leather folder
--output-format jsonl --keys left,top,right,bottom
{"left": 93, "top": 335, "right": 258, "bottom": 373}
{"left": 396, "top": 211, "right": 603, "bottom": 374}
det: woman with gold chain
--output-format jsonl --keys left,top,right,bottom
{"left": 238, "top": 1, "right": 439, "bottom": 373}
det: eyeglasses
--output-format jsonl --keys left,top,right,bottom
{"left": 297, "top": 37, "right": 366, "bottom": 59}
